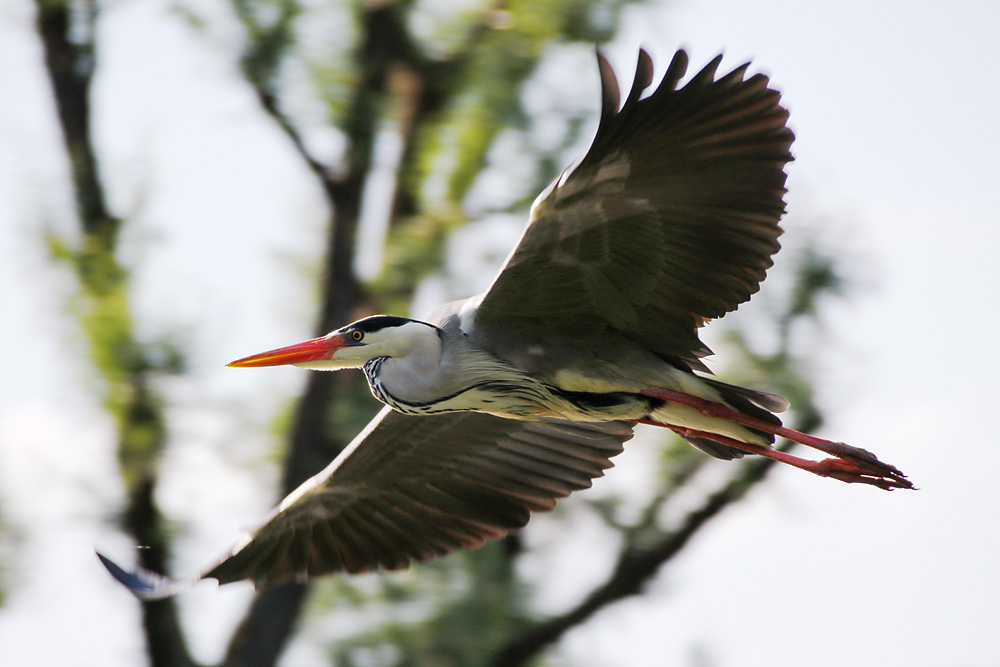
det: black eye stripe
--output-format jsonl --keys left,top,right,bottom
{"left": 335, "top": 316, "right": 440, "bottom": 341}
{"left": 351, "top": 315, "right": 416, "bottom": 333}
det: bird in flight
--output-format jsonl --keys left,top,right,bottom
{"left": 100, "top": 47, "right": 911, "bottom": 600}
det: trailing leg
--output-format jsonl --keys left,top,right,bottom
{"left": 636, "top": 387, "right": 912, "bottom": 490}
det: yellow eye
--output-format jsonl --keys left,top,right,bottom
{"left": 351, "top": 330, "right": 364, "bottom": 342}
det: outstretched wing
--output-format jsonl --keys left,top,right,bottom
{"left": 99, "top": 408, "right": 632, "bottom": 599}
{"left": 475, "top": 48, "right": 793, "bottom": 369}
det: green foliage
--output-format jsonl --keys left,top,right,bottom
{"left": 388, "top": 0, "right": 641, "bottom": 297}
{"left": 234, "top": 0, "right": 301, "bottom": 90}
{"left": 788, "top": 246, "right": 846, "bottom": 321}
{"left": 377, "top": 205, "right": 469, "bottom": 312}
{"left": 410, "top": 0, "right": 633, "bottom": 211}
{"left": 47, "top": 223, "right": 170, "bottom": 490}
{"left": 328, "top": 545, "right": 533, "bottom": 667}
{"left": 36, "top": 0, "right": 857, "bottom": 663}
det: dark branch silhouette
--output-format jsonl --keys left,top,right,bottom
{"left": 35, "top": 2, "right": 194, "bottom": 666}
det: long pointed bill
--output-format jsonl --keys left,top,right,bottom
{"left": 227, "top": 334, "right": 347, "bottom": 368}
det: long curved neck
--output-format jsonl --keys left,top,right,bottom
{"left": 367, "top": 328, "right": 554, "bottom": 417}
{"left": 363, "top": 323, "right": 446, "bottom": 407}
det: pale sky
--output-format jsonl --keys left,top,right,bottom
{"left": 1, "top": 0, "right": 998, "bottom": 666}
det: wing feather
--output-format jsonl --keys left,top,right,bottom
{"left": 476, "top": 48, "right": 793, "bottom": 367}
{"left": 99, "top": 408, "right": 632, "bottom": 598}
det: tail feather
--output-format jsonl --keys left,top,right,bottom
{"left": 676, "top": 432, "right": 746, "bottom": 460}
{"left": 705, "top": 378, "right": 789, "bottom": 414}
{"left": 676, "top": 379, "right": 786, "bottom": 460}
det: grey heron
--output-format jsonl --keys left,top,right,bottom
{"left": 99, "top": 48, "right": 911, "bottom": 599}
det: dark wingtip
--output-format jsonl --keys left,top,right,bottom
{"left": 595, "top": 49, "right": 621, "bottom": 123}
{"left": 622, "top": 47, "right": 656, "bottom": 109}
{"left": 97, "top": 551, "right": 190, "bottom": 601}
{"left": 661, "top": 48, "right": 689, "bottom": 91}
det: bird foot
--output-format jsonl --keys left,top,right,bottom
{"left": 805, "top": 457, "right": 913, "bottom": 490}
{"left": 661, "top": 425, "right": 913, "bottom": 490}
{"left": 639, "top": 387, "right": 913, "bottom": 490}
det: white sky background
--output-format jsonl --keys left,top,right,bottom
{"left": 1, "top": 0, "right": 998, "bottom": 666}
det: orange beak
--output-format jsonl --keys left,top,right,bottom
{"left": 227, "top": 334, "right": 349, "bottom": 368}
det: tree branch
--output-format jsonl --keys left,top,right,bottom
{"left": 35, "top": 2, "right": 194, "bottom": 666}
{"left": 489, "top": 248, "right": 839, "bottom": 665}
{"left": 489, "top": 452, "right": 784, "bottom": 667}
{"left": 221, "top": 5, "right": 419, "bottom": 665}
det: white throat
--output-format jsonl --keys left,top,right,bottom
{"left": 363, "top": 322, "right": 445, "bottom": 405}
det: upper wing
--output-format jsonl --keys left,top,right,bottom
{"left": 99, "top": 407, "right": 632, "bottom": 598}
{"left": 475, "top": 48, "right": 793, "bottom": 368}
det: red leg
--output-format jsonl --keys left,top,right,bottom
{"left": 649, "top": 424, "right": 911, "bottom": 490}
{"left": 636, "top": 388, "right": 913, "bottom": 490}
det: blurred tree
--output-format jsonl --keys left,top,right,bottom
{"left": 35, "top": 2, "right": 192, "bottom": 666}
{"left": 33, "top": 1, "right": 849, "bottom": 666}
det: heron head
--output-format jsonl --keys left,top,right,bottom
{"left": 227, "top": 316, "right": 442, "bottom": 371}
